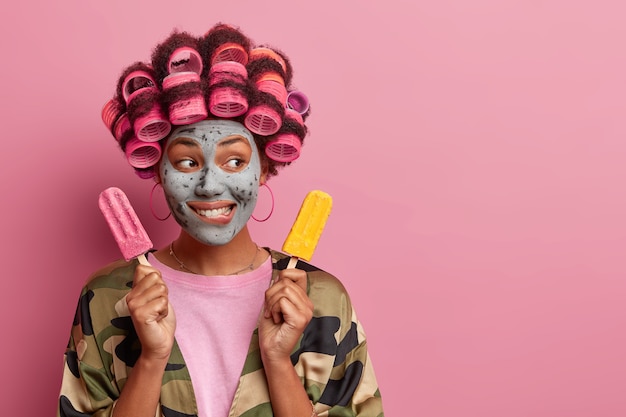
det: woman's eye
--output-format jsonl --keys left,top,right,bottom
{"left": 225, "top": 158, "right": 245, "bottom": 169}
{"left": 176, "top": 158, "right": 199, "bottom": 170}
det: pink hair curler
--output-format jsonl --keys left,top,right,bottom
{"left": 125, "top": 137, "right": 162, "bottom": 168}
{"left": 101, "top": 99, "right": 124, "bottom": 132}
{"left": 168, "top": 47, "right": 203, "bottom": 75}
{"left": 122, "top": 70, "right": 171, "bottom": 141}
{"left": 208, "top": 62, "right": 249, "bottom": 117}
{"left": 211, "top": 42, "right": 248, "bottom": 66}
{"left": 122, "top": 71, "right": 157, "bottom": 104}
{"left": 256, "top": 71, "right": 285, "bottom": 86}
{"left": 265, "top": 133, "right": 301, "bottom": 162}
{"left": 162, "top": 71, "right": 202, "bottom": 88}
{"left": 287, "top": 90, "right": 309, "bottom": 115}
{"left": 284, "top": 107, "right": 303, "bottom": 125}
{"left": 256, "top": 79, "right": 288, "bottom": 104}
{"left": 113, "top": 113, "right": 131, "bottom": 142}
{"left": 134, "top": 103, "right": 172, "bottom": 142}
{"left": 244, "top": 105, "right": 282, "bottom": 136}
{"left": 162, "top": 72, "right": 208, "bottom": 125}
{"left": 209, "top": 61, "right": 248, "bottom": 84}
{"left": 209, "top": 87, "right": 249, "bottom": 117}
{"left": 249, "top": 47, "right": 287, "bottom": 73}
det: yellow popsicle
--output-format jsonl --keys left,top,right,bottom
{"left": 282, "top": 190, "right": 333, "bottom": 266}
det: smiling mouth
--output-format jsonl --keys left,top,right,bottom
{"left": 195, "top": 205, "right": 233, "bottom": 218}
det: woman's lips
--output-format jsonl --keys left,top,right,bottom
{"left": 188, "top": 201, "right": 236, "bottom": 224}
{"left": 197, "top": 205, "right": 232, "bottom": 218}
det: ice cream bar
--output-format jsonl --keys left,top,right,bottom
{"left": 282, "top": 190, "right": 333, "bottom": 268}
{"left": 98, "top": 187, "right": 152, "bottom": 265}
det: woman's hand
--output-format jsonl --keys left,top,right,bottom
{"left": 259, "top": 268, "right": 313, "bottom": 364}
{"left": 125, "top": 264, "right": 176, "bottom": 362}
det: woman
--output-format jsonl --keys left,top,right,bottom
{"left": 57, "top": 23, "right": 383, "bottom": 417}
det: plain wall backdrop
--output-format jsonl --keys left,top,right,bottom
{"left": 2, "top": 0, "right": 626, "bottom": 416}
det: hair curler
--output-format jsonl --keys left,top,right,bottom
{"left": 101, "top": 99, "right": 123, "bottom": 134}
{"left": 243, "top": 78, "right": 286, "bottom": 136}
{"left": 244, "top": 105, "right": 282, "bottom": 136}
{"left": 265, "top": 133, "right": 301, "bottom": 162}
{"left": 113, "top": 114, "right": 131, "bottom": 142}
{"left": 287, "top": 90, "right": 310, "bottom": 115}
{"left": 134, "top": 167, "right": 156, "bottom": 179}
{"left": 125, "top": 137, "right": 162, "bottom": 168}
{"left": 162, "top": 72, "right": 208, "bottom": 125}
{"left": 133, "top": 104, "right": 172, "bottom": 142}
{"left": 122, "top": 71, "right": 157, "bottom": 102}
{"left": 257, "top": 79, "right": 288, "bottom": 104}
{"left": 208, "top": 61, "right": 249, "bottom": 117}
{"left": 211, "top": 42, "right": 248, "bottom": 66}
{"left": 123, "top": 71, "right": 171, "bottom": 142}
{"left": 249, "top": 47, "right": 287, "bottom": 73}
{"left": 168, "top": 47, "right": 203, "bottom": 75}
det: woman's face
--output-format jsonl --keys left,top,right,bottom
{"left": 159, "top": 120, "right": 263, "bottom": 246}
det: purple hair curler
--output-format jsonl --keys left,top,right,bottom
{"left": 265, "top": 133, "right": 301, "bottom": 162}
{"left": 162, "top": 72, "right": 208, "bottom": 125}
{"left": 125, "top": 137, "right": 162, "bottom": 168}
{"left": 168, "top": 47, "right": 203, "bottom": 75}
{"left": 286, "top": 91, "right": 310, "bottom": 115}
{"left": 134, "top": 167, "right": 156, "bottom": 179}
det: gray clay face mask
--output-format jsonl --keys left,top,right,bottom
{"left": 159, "top": 120, "right": 262, "bottom": 246}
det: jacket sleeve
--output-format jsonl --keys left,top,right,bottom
{"left": 58, "top": 260, "right": 141, "bottom": 417}
{"left": 57, "top": 282, "right": 121, "bottom": 417}
{"left": 293, "top": 267, "right": 384, "bottom": 417}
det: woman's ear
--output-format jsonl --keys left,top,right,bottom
{"left": 260, "top": 160, "right": 269, "bottom": 185}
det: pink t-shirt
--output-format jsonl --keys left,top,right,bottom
{"left": 148, "top": 253, "right": 272, "bottom": 417}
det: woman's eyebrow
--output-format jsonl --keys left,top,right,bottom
{"left": 171, "top": 137, "right": 200, "bottom": 147}
{"left": 218, "top": 136, "right": 248, "bottom": 147}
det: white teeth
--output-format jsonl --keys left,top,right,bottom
{"left": 197, "top": 206, "right": 232, "bottom": 218}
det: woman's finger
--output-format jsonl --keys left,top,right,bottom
{"left": 265, "top": 281, "right": 313, "bottom": 324}
{"left": 275, "top": 268, "right": 307, "bottom": 292}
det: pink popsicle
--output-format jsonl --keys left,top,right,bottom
{"left": 98, "top": 187, "right": 153, "bottom": 265}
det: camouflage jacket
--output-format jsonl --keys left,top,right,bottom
{"left": 58, "top": 249, "right": 384, "bottom": 417}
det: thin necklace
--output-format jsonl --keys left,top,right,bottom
{"left": 169, "top": 242, "right": 260, "bottom": 275}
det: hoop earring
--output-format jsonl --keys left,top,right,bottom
{"left": 251, "top": 183, "right": 274, "bottom": 222}
{"left": 150, "top": 182, "right": 172, "bottom": 221}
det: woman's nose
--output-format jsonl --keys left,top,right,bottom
{"left": 194, "top": 167, "right": 226, "bottom": 197}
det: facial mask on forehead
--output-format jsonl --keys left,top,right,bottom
{"left": 159, "top": 119, "right": 262, "bottom": 246}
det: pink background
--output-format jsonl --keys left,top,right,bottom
{"left": 2, "top": 0, "right": 625, "bottom": 415}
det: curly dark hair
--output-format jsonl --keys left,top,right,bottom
{"left": 101, "top": 22, "right": 311, "bottom": 180}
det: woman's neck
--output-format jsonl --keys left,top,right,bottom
{"left": 153, "top": 227, "right": 268, "bottom": 276}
